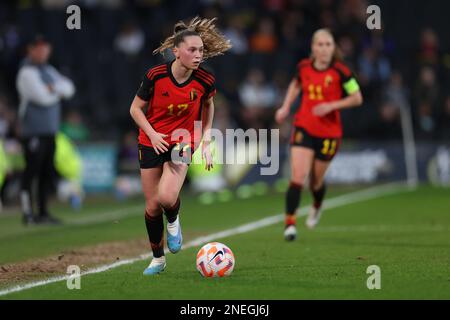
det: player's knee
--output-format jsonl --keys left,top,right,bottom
{"left": 310, "top": 179, "right": 324, "bottom": 191}
{"left": 291, "top": 173, "right": 307, "bottom": 186}
{"left": 288, "top": 181, "right": 303, "bottom": 191}
{"left": 145, "top": 201, "right": 161, "bottom": 219}
{"left": 157, "top": 192, "right": 178, "bottom": 209}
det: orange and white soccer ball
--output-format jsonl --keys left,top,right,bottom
{"left": 196, "top": 242, "right": 235, "bottom": 277}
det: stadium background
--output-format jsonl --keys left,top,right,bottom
{"left": 0, "top": 0, "right": 449, "bottom": 203}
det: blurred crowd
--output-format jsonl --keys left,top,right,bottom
{"left": 0, "top": 0, "right": 449, "bottom": 152}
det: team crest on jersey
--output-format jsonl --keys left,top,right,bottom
{"left": 190, "top": 89, "right": 198, "bottom": 101}
{"left": 324, "top": 75, "right": 333, "bottom": 87}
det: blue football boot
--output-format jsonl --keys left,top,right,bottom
{"left": 143, "top": 257, "right": 166, "bottom": 275}
{"left": 167, "top": 216, "right": 182, "bottom": 253}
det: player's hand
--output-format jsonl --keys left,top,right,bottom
{"left": 148, "top": 131, "right": 169, "bottom": 155}
{"left": 275, "top": 107, "right": 289, "bottom": 124}
{"left": 313, "top": 103, "right": 334, "bottom": 117}
{"left": 202, "top": 141, "right": 213, "bottom": 171}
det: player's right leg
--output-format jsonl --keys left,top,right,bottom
{"left": 141, "top": 166, "right": 165, "bottom": 275}
{"left": 158, "top": 160, "right": 189, "bottom": 254}
{"left": 139, "top": 144, "right": 167, "bottom": 275}
{"left": 306, "top": 158, "right": 331, "bottom": 229}
{"left": 284, "top": 146, "right": 314, "bottom": 241}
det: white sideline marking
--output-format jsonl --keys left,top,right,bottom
{"left": 313, "top": 224, "right": 450, "bottom": 233}
{"left": 0, "top": 182, "right": 410, "bottom": 297}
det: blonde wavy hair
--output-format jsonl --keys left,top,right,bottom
{"left": 153, "top": 16, "right": 232, "bottom": 60}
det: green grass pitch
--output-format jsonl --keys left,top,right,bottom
{"left": 0, "top": 184, "right": 449, "bottom": 299}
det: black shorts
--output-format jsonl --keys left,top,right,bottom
{"left": 138, "top": 143, "right": 192, "bottom": 169}
{"left": 290, "top": 127, "right": 341, "bottom": 162}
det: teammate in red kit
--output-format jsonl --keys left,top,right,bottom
{"left": 275, "top": 29, "right": 363, "bottom": 241}
{"left": 130, "top": 17, "right": 231, "bottom": 274}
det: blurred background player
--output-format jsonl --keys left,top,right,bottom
{"left": 275, "top": 29, "right": 363, "bottom": 241}
{"left": 129, "top": 17, "right": 231, "bottom": 275}
{"left": 16, "top": 35, "right": 75, "bottom": 225}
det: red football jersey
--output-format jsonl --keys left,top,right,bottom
{"left": 293, "top": 58, "right": 355, "bottom": 138}
{"left": 136, "top": 61, "right": 216, "bottom": 149}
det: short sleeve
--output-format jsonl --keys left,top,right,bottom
{"left": 207, "top": 83, "right": 216, "bottom": 99}
{"left": 195, "top": 67, "right": 216, "bottom": 99}
{"left": 294, "top": 59, "right": 311, "bottom": 84}
{"left": 334, "top": 61, "right": 360, "bottom": 95}
{"left": 136, "top": 74, "right": 153, "bottom": 101}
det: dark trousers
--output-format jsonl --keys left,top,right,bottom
{"left": 21, "top": 135, "right": 56, "bottom": 217}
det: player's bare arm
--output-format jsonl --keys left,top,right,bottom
{"left": 201, "top": 96, "right": 214, "bottom": 171}
{"left": 130, "top": 95, "right": 169, "bottom": 154}
{"left": 312, "top": 90, "right": 363, "bottom": 117}
{"left": 275, "top": 78, "right": 301, "bottom": 124}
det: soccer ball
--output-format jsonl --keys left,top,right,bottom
{"left": 196, "top": 242, "right": 235, "bottom": 277}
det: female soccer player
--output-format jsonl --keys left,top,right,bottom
{"left": 275, "top": 29, "right": 363, "bottom": 241}
{"left": 130, "top": 17, "right": 231, "bottom": 274}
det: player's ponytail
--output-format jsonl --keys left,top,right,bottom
{"left": 154, "top": 16, "right": 232, "bottom": 60}
{"left": 174, "top": 22, "right": 188, "bottom": 34}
